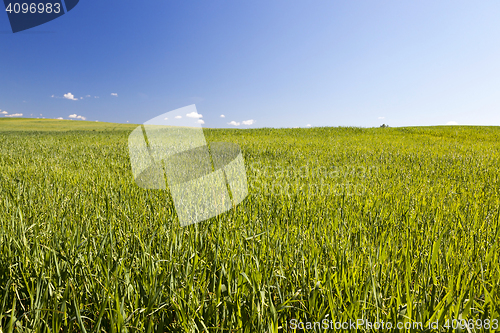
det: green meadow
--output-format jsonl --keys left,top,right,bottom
{"left": 0, "top": 119, "right": 499, "bottom": 332}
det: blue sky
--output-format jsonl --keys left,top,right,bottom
{"left": 1, "top": 0, "right": 499, "bottom": 128}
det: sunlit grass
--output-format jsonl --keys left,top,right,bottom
{"left": 0, "top": 121, "right": 499, "bottom": 332}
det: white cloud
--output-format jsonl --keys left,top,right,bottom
{"left": 228, "top": 121, "right": 240, "bottom": 126}
{"left": 0, "top": 111, "right": 7, "bottom": 114}
{"left": 220, "top": 114, "right": 225, "bottom": 118}
{"left": 80, "top": 97, "right": 83, "bottom": 99}
{"left": 198, "top": 119, "right": 205, "bottom": 124}
{"left": 446, "top": 121, "right": 458, "bottom": 125}
{"left": 86, "top": 95, "right": 91, "bottom": 98}
{"left": 378, "top": 116, "right": 385, "bottom": 119}
{"left": 63, "top": 92, "right": 78, "bottom": 101}
{"left": 306, "top": 124, "right": 311, "bottom": 127}
{"left": 68, "top": 114, "right": 86, "bottom": 120}
{"left": 242, "top": 119, "right": 255, "bottom": 125}
{"left": 51, "top": 95, "right": 55, "bottom": 98}
{"left": 56, "top": 117, "right": 63, "bottom": 120}
{"left": 186, "top": 111, "right": 203, "bottom": 118}
{"left": 175, "top": 115, "right": 182, "bottom": 119}
{"left": 111, "top": 93, "right": 118, "bottom": 96}
{"left": 164, "top": 117, "right": 168, "bottom": 120}
{"left": 94, "top": 96, "right": 99, "bottom": 98}
{"left": 5, "top": 113, "right": 23, "bottom": 117}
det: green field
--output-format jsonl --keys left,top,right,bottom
{"left": 1, "top": 119, "right": 499, "bottom": 332}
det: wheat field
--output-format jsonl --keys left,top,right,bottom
{"left": 1, "top": 119, "right": 499, "bottom": 332}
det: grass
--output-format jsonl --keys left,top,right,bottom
{"left": 0, "top": 119, "right": 499, "bottom": 332}
{"left": 0, "top": 118, "right": 137, "bottom": 132}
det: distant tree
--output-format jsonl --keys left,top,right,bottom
{"left": 380, "top": 124, "right": 389, "bottom": 128}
